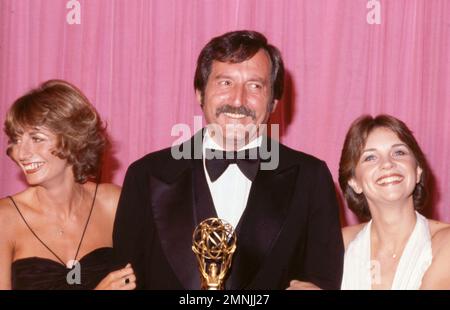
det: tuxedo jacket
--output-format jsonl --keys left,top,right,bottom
{"left": 113, "top": 132, "right": 344, "bottom": 289}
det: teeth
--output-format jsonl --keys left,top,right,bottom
{"left": 23, "top": 162, "right": 44, "bottom": 171}
{"left": 377, "top": 176, "right": 403, "bottom": 185}
{"left": 224, "top": 112, "right": 246, "bottom": 119}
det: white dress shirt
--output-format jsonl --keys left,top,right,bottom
{"left": 202, "top": 131, "right": 262, "bottom": 230}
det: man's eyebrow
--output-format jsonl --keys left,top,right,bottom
{"left": 213, "top": 74, "right": 233, "bottom": 80}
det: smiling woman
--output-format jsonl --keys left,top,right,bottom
{"left": 4, "top": 80, "right": 105, "bottom": 184}
{"left": 0, "top": 80, "right": 136, "bottom": 290}
{"left": 338, "top": 114, "right": 450, "bottom": 290}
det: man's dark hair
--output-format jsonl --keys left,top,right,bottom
{"left": 194, "top": 30, "right": 284, "bottom": 103}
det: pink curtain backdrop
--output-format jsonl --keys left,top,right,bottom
{"left": 1, "top": 0, "right": 449, "bottom": 225}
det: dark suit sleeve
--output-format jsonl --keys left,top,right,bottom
{"left": 113, "top": 163, "right": 148, "bottom": 289}
{"left": 302, "top": 161, "right": 344, "bottom": 289}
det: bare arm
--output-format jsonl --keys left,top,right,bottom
{"left": 420, "top": 227, "right": 450, "bottom": 289}
{"left": 113, "top": 163, "right": 148, "bottom": 289}
{"left": 286, "top": 280, "right": 321, "bottom": 290}
{"left": 0, "top": 199, "right": 14, "bottom": 289}
{"left": 98, "top": 183, "right": 121, "bottom": 216}
{"left": 97, "top": 183, "right": 122, "bottom": 237}
{"left": 91, "top": 184, "right": 137, "bottom": 290}
{"left": 94, "top": 263, "right": 136, "bottom": 290}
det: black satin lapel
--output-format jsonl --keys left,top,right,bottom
{"left": 193, "top": 158, "right": 217, "bottom": 223}
{"left": 150, "top": 170, "right": 200, "bottom": 290}
{"left": 227, "top": 165, "right": 299, "bottom": 289}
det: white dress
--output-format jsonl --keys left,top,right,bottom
{"left": 341, "top": 212, "right": 432, "bottom": 290}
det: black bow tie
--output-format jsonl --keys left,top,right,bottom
{"left": 204, "top": 148, "right": 260, "bottom": 182}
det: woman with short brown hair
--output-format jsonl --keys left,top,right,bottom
{"left": 339, "top": 114, "right": 450, "bottom": 289}
{"left": 0, "top": 80, "right": 135, "bottom": 289}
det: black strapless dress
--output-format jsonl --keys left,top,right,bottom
{"left": 11, "top": 247, "right": 115, "bottom": 290}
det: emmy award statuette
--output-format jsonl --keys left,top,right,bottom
{"left": 192, "top": 218, "right": 237, "bottom": 290}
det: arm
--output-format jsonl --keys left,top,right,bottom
{"left": 287, "top": 280, "right": 321, "bottom": 290}
{"left": 0, "top": 199, "right": 14, "bottom": 289}
{"left": 93, "top": 184, "right": 136, "bottom": 290}
{"left": 300, "top": 161, "right": 345, "bottom": 290}
{"left": 288, "top": 225, "right": 364, "bottom": 290}
{"left": 420, "top": 227, "right": 450, "bottom": 289}
{"left": 113, "top": 163, "right": 149, "bottom": 289}
{"left": 97, "top": 183, "right": 122, "bottom": 243}
{"left": 94, "top": 263, "right": 136, "bottom": 290}
{"left": 99, "top": 183, "right": 122, "bottom": 218}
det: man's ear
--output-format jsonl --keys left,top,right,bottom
{"left": 270, "top": 99, "right": 279, "bottom": 113}
{"left": 195, "top": 89, "right": 203, "bottom": 106}
{"left": 348, "top": 178, "right": 363, "bottom": 194}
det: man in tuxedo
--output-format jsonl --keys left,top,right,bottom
{"left": 113, "top": 30, "right": 344, "bottom": 289}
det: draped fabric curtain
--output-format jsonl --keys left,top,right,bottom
{"left": 1, "top": 0, "right": 449, "bottom": 224}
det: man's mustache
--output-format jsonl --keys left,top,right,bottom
{"left": 215, "top": 105, "right": 256, "bottom": 120}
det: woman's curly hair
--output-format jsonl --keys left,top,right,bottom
{"left": 4, "top": 80, "right": 107, "bottom": 183}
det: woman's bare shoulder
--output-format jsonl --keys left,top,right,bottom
{"left": 429, "top": 219, "right": 450, "bottom": 235}
{"left": 100, "top": 183, "right": 121, "bottom": 203}
{"left": 342, "top": 223, "right": 366, "bottom": 250}
{"left": 420, "top": 222, "right": 450, "bottom": 289}
{"left": 0, "top": 196, "right": 20, "bottom": 239}
{"left": 429, "top": 220, "right": 450, "bottom": 255}
{"left": 0, "top": 197, "right": 14, "bottom": 214}
{"left": 0, "top": 192, "right": 26, "bottom": 218}
{"left": 85, "top": 182, "right": 121, "bottom": 213}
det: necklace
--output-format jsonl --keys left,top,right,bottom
{"left": 9, "top": 184, "right": 99, "bottom": 267}
{"left": 55, "top": 188, "right": 84, "bottom": 237}
{"left": 57, "top": 228, "right": 65, "bottom": 236}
